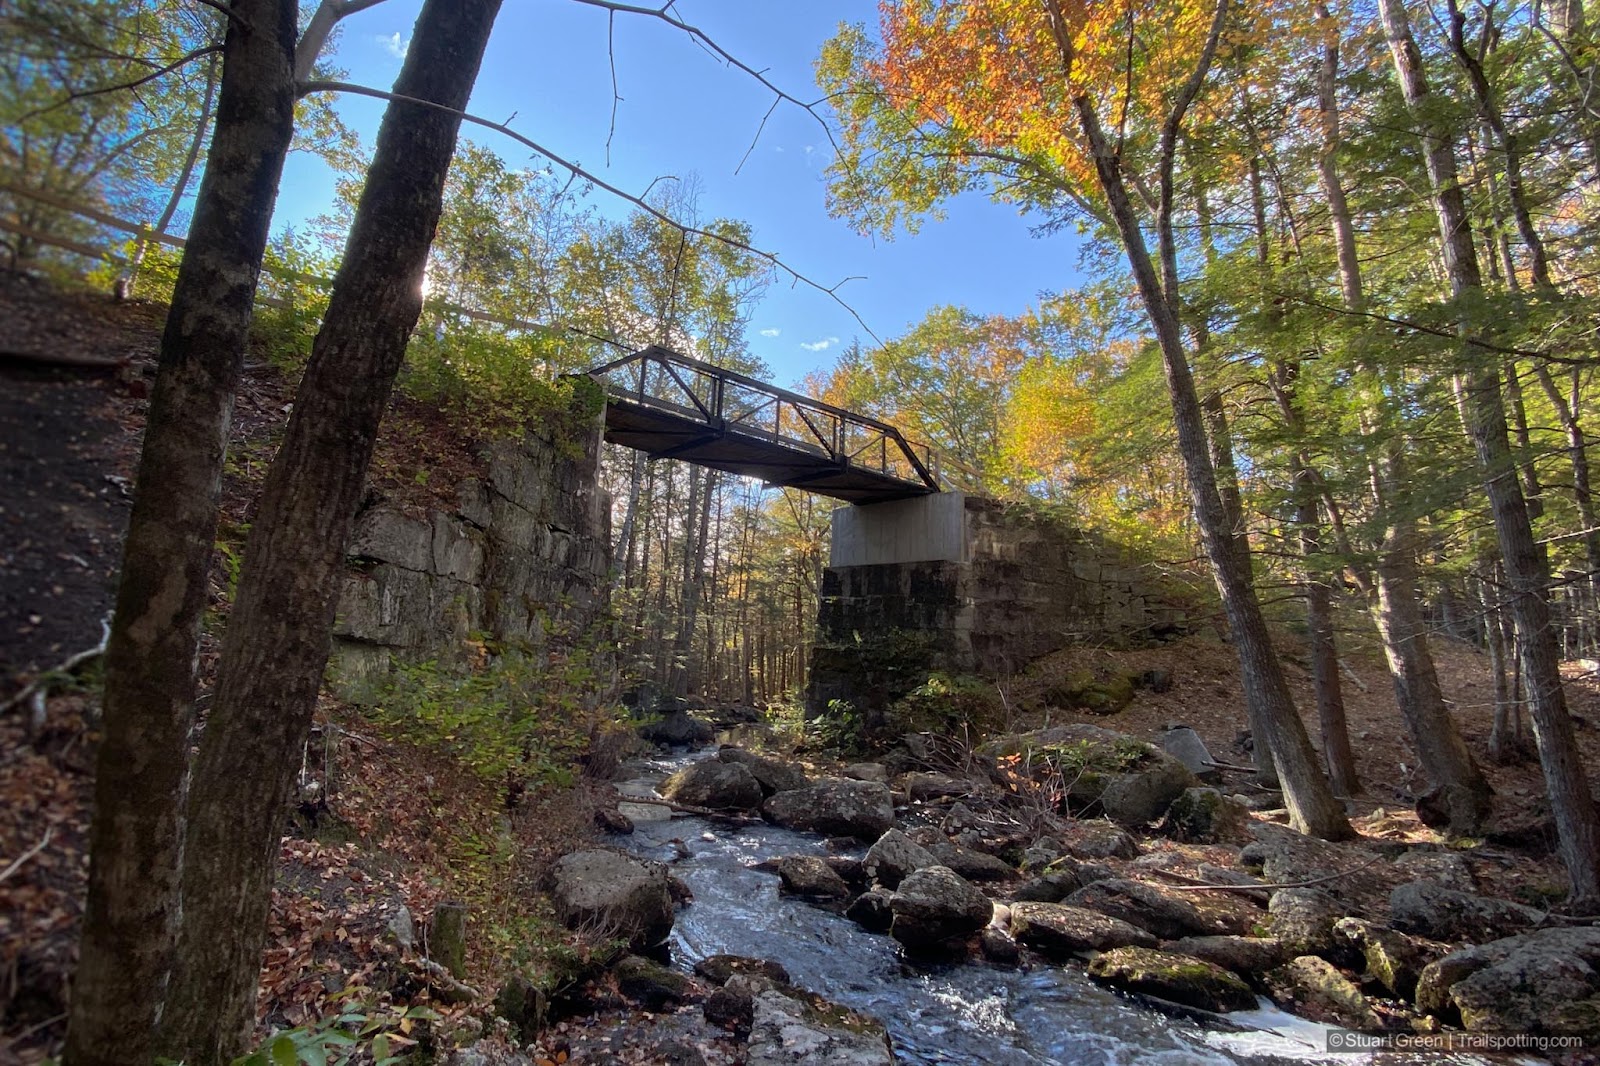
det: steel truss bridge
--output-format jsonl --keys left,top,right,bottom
{"left": 586, "top": 346, "right": 940, "bottom": 504}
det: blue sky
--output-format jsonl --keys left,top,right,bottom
{"left": 277, "top": 0, "right": 1086, "bottom": 388}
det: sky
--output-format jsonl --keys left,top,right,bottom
{"left": 276, "top": 0, "right": 1088, "bottom": 389}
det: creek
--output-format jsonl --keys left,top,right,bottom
{"left": 615, "top": 751, "right": 1500, "bottom": 1066}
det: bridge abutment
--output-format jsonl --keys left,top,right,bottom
{"left": 807, "top": 495, "right": 1189, "bottom": 725}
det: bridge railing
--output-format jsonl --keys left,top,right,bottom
{"left": 588, "top": 345, "right": 941, "bottom": 492}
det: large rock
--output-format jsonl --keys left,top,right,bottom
{"left": 926, "top": 840, "right": 1016, "bottom": 882}
{"left": 614, "top": 955, "right": 692, "bottom": 1011}
{"left": 1013, "top": 868, "right": 1085, "bottom": 904}
{"left": 1240, "top": 824, "right": 1384, "bottom": 905}
{"left": 777, "top": 856, "right": 852, "bottom": 899}
{"left": 1087, "top": 947, "right": 1258, "bottom": 1013}
{"left": 1007, "top": 901, "right": 1157, "bottom": 958}
{"left": 639, "top": 709, "right": 716, "bottom": 747}
{"left": 717, "top": 747, "right": 809, "bottom": 795}
{"left": 1167, "top": 935, "right": 1291, "bottom": 976}
{"left": 889, "top": 865, "right": 993, "bottom": 950}
{"left": 1416, "top": 927, "right": 1600, "bottom": 1033}
{"left": 1065, "top": 878, "right": 1225, "bottom": 940}
{"left": 863, "top": 829, "right": 938, "bottom": 890}
{"left": 1161, "top": 726, "right": 1221, "bottom": 784}
{"left": 551, "top": 850, "right": 674, "bottom": 951}
{"left": 762, "top": 778, "right": 894, "bottom": 841}
{"left": 1266, "top": 955, "right": 1381, "bottom": 1030}
{"left": 745, "top": 989, "right": 894, "bottom": 1065}
{"left": 1163, "top": 788, "right": 1249, "bottom": 844}
{"left": 1389, "top": 881, "right": 1542, "bottom": 943}
{"left": 660, "top": 758, "right": 763, "bottom": 810}
{"left": 1334, "top": 917, "right": 1434, "bottom": 999}
{"left": 1266, "top": 888, "right": 1345, "bottom": 957}
{"left": 983, "top": 725, "right": 1198, "bottom": 826}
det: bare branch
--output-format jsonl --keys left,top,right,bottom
{"left": 300, "top": 79, "right": 883, "bottom": 343}
{"left": 566, "top": 0, "right": 839, "bottom": 155}
{"left": 19, "top": 44, "right": 222, "bottom": 121}
{"left": 605, "top": 9, "right": 620, "bottom": 166}
{"left": 295, "top": 0, "right": 390, "bottom": 83}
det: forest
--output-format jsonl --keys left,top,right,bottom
{"left": 7, "top": 0, "right": 1600, "bottom": 1063}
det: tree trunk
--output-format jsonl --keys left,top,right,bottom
{"left": 1057, "top": 0, "right": 1350, "bottom": 838}
{"left": 158, "top": 2, "right": 503, "bottom": 1058}
{"left": 1314, "top": 0, "right": 1485, "bottom": 826}
{"left": 1382, "top": 0, "right": 1600, "bottom": 907}
{"left": 63, "top": 5, "right": 299, "bottom": 1064}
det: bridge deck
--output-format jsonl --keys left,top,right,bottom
{"left": 588, "top": 347, "right": 939, "bottom": 504}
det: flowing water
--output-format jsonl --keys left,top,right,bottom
{"left": 616, "top": 753, "right": 1509, "bottom": 1066}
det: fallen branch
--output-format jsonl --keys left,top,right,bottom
{"left": 1143, "top": 854, "right": 1387, "bottom": 894}
{"left": 0, "top": 615, "right": 112, "bottom": 716}
{"left": 622, "top": 796, "right": 762, "bottom": 826}
{"left": 0, "top": 826, "right": 54, "bottom": 885}
{"left": 1337, "top": 658, "right": 1369, "bottom": 693}
{"left": 1202, "top": 758, "right": 1262, "bottom": 774}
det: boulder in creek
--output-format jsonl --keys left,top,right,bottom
{"left": 777, "top": 855, "right": 852, "bottom": 900}
{"left": 843, "top": 761, "right": 888, "bottom": 783}
{"left": 1334, "top": 917, "right": 1437, "bottom": 999}
{"left": 1165, "top": 935, "right": 1291, "bottom": 977}
{"left": 1065, "top": 878, "right": 1235, "bottom": 940}
{"left": 552, "top": 849, "right": 675, "bottom": 951}
{"left": 1007, "top": 901, "right": 1157, "bottom": 958}
{"left": 745, "top": 989, "right": 895, "bottom": 1066}
{"left": 659, "top": 758, "right": 763, "bottom": 811}
{"left": 762, "top": 777, "right": 894, "bottom": 841}
{"left": 613, "top": 954, "right": 693, "bottom": 1011}
{"left": 1265, "top": 955, "right": 1382, "bottom": 1030}
{"left": 694, "top": 954, "right": 792, "bottom": 987}
{"left": 716, "top": 746, "right": 809, "bottom": 795}
{"left": 863, "top": 828, "right": 938, "bottom": 890}
{"left": 1087, "top": 946, "right": 1259, "bottom": 1013}
{"left": 846, "top": 889, "right": 895, "bottom": 933}
{"left": 1415, "top": 926, "right": 1600, "bottom": 1034}
{"left": 889, "top": 865, "right": 993, "bottom": 950}
{"left": 1389, "top": 881, "right": 1542, "bottom": 943}
{"left": 638, "top": 708, "right": 716, "bottom": 747}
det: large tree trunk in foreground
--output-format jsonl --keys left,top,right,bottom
{"left": 63, "top": 5, "right": 299, "bottom": 1064}
{"left": 1055, "top": 0, "right": 1350, "bottom": 839}
{"left": 159, "top": 2, "right": 503, "bottom": 1058}
{"left": 1382, "top": 0, "right": 1600, "bottom": 907}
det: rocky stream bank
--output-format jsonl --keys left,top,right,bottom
{"left": 446, "top": 719, "right": 1600, "bottom": 1065}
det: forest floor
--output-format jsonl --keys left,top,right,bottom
{"left": 6, "top": 274, "right": 1600, "bottom": 1063}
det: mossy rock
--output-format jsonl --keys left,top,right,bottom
{"left": 614, "top": 954, "right": 693, "bottom": 1011}
{"left": 1088, "top": 946, "right": 1258, "bottom": 1013}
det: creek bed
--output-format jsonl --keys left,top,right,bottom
{"left": 616, "top": 753, "right": 1502, "bottom": 1066}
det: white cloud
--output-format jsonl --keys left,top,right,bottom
{"left": 804, "top": 145, "right": 815, "bottom": 156}
{"left": 799, "top": 336, "right": 840, "bottom": 352}
{"left": 378, "top": 32, "right": 409, "bottom": 59}
{"left": 759, "top": 327, "right": 781, "bottom": 337}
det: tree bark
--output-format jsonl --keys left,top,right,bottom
{"left": 1313, "top": 1, "right": 1486, "bottom": 826}
{"left": 158, "top": 2, "right": 503, "bottom": 1058}
{"left": 1382, "top": 0, "right": 1600, "bottom": 906}
{"left": 1047, "top": 0, "right": 1351, "bottom": 839}
{"left": 63, "top": 5, "right": 299, "bottom": 1064}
